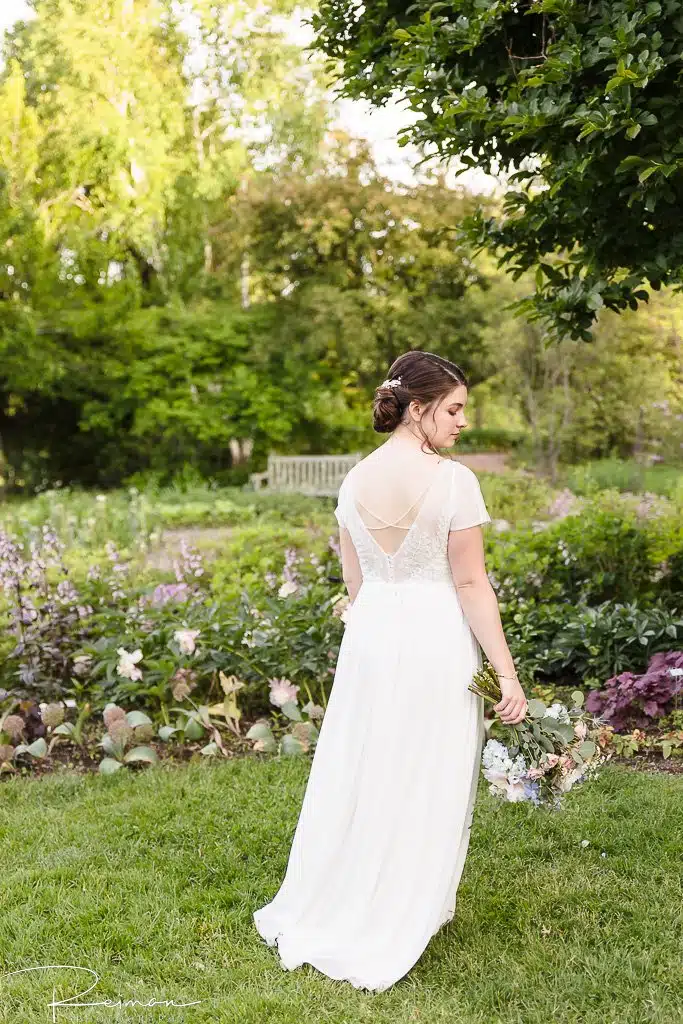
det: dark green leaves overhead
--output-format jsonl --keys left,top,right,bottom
{"left": 309, "top": 0, "right": 683, "bottom": 341}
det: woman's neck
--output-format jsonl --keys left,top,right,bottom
{"left": 384, "top": 426, "right": 441, "bottom": 456}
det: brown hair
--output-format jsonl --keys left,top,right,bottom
{"left": 372, "top": 350, "right": 469, "bottom": 455}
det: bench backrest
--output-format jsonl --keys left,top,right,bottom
{"left": 268, "top": 453, "right": 362, "bottom": 495}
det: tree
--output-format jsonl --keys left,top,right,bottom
{"left": 309, "top": 0, "right": 683, "bottom": 341}
{"left": 217, "top": 135, "right": 501, "bottom": 437}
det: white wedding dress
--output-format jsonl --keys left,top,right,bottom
{"left": 253, "top": 444, "right": 492, "bottom": 992}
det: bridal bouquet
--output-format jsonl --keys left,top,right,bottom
{"left": 469, "top": 664, "right": 612, "bottom": 810}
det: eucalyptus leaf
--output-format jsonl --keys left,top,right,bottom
{"left": 527, "top": 699, "right": 547, "bottom": 719}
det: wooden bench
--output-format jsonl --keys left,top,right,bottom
{"left": 248, "top": 453, "right": 363, "bottom": 496}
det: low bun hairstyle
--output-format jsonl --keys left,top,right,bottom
{"left": 372, "top": 350, "right": 469, "bottom": 453}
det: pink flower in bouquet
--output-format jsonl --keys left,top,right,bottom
{"left": 573, "top": 719, "right": 588, "bottom": 740}
{"left": 544, "top": 753, "right": 560, "bottom": 768}
{"left": 559, "top": 754, "right": 574, "bottom": 774}
{"left": 483, "top": 769, "right": 508, "bottom": 797}
{"left": 527, "top": 766, "right": 547, "bottom": 780}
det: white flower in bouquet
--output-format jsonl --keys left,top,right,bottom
{"left": 482, "top": 738, "right": 513, "bottom": 771}
{"left": 543, "top": 702, "right": 571, "bottom": 723}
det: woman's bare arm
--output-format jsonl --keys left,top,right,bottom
{"left": 447, "top": 524, "right": 527, "bottom": 724}
{"left": 339, "top": 527, "right": 363, "bottom": 603}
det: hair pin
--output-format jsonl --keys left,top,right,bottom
{"left": 380, "top": 377, "right": 402, "bottom": 389}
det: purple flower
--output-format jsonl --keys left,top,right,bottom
{"left": 149, "top": 582, "right": 190, "bottom": 607}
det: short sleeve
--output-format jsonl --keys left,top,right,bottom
{"left": 449, "top": 465, "right": 491, "bottom": 531}
{"left": 334, "top": 475, "right": 348, "bottom": 529}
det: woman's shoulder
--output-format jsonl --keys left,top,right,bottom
{"left": 446, "top": 457, "right": 478, "bottom": 476}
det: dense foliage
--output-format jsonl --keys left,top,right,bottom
{"left": 1, "top": 2, "right": 682, "bottom": 490}
{"left": 310, "top": 0, "right": 683, "bottom": 341}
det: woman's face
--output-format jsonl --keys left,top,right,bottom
{"left": 407, "top": 384, "right": 469, "bottom": 448}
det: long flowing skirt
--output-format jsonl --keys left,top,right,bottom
{"left": 253, "top": 578, "right": 485, "bottom": 992}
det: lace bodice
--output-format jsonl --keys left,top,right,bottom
{"left": 334, "top": 457, "right": 491, "bottom": 584}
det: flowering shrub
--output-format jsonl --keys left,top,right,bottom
{"left": 0, "top": 483, "right": 680, "bottom": 783}
{"left": 585, "top": 652, "right": 683, "bottom": 733}
{"left": 0, "top": 525, "right": 95, "bottom": 697}
{"left": 485, "top": 494, "right": 682, "bottom": 609}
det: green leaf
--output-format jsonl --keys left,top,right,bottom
{"left": 281, "top": 734, "right": 306, "bottom": 756}
{"left": 527, "top": 699, "right": 547, "bottom": 719}
{"left": 99, "top": 757, "right": 124, "bottom": 774}
{"left": 279, "top": 700, "right": 303, "bottom": 722}
{"left": 539, "top": 734, "right": 556, "bottom": 753}
{"left": 183, "top": 717, "right": 205, "bottom": 741}
{"left": 570, "top": 691, "right": 585, "bottom": 706}
{"left": 638, "top": 165, "right": 660, "bottom": 183}
{"left": 123, "top": 745, "right": 158, "bottom": 764}
{"left": 126, "top": 710, "right": 153, "bottom": 728}
{"left": 246, "top": 722, "right": 274, "bottom": 741}
{"left": 26, "top": 738, "right": 48, "bottom": 758}
{"left": 157, "top": 726, "right": 178, "bottom": 741}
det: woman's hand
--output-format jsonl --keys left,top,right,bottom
{"left": 493, "top": 675, "right": 528, "bottom": 725}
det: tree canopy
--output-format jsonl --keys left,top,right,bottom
{"left": 310, "top": 0, "right": 683, "bottom": 341}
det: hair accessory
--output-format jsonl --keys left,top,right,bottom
{"left": 380, "top": 376, "right": 402, "bottom": 389}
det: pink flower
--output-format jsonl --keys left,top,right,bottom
{"left": 269, "top": 677, "right": 300, "bottom": 708}
{"left": 506, "top": 781, "right": 527, "bottom": 802}
{"left": 573, "top": 719, "right": 588, "bottom": 740}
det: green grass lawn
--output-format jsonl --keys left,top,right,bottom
{"left": 0, "top": 758, "right": 681, "bottom": 1024}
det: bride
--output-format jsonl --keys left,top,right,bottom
{"left": 253, "top": 349, "right": 528, "bottom": 992}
